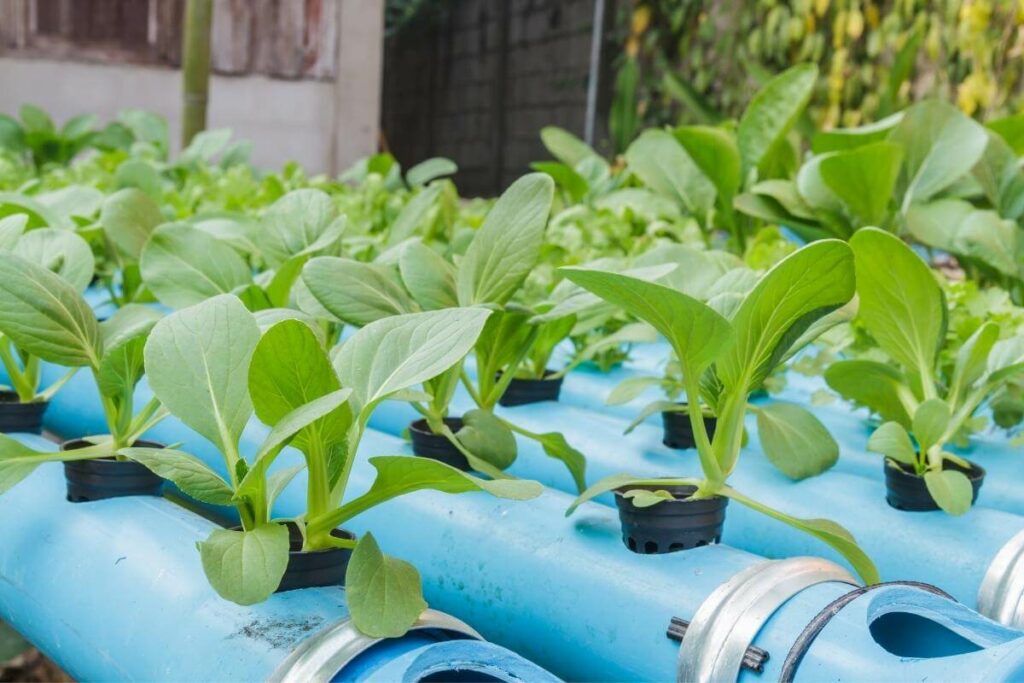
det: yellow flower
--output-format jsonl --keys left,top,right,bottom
{"left": 848, "top": 8, "right": 865, "bottom": 38}
{"left": 631, "top": 5, "right": 652, "bottom": 35}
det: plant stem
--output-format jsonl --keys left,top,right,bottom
{"left": 181, "top": 0, "right": 213, "bottom": 147}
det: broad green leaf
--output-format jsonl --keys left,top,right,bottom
{"left": 737, "top": 64, "right": 817, "bottom": 175}
{"left": 474, "top": 308, "right": 533, "bottom": 379}
{"left": 634, "top": 244, "right": 732, "bottom": 299}
{"left": 455, "top": 409, "right": 517, "bottom": 470}
{"left": 565, "top": 473, "right": 702, "bottom": 516}
{"left": 115, "top": 159, "right": 163, "bottom": 197}
{"left": 456, "top": 173, "right": 553, "bottom": 306}
{"left": 141, "top": 223, "right": 252, "bottom": 309}
{"left": 121, "top": 447, "right": 234, "bottom": 505}
{"left": 145, "top": 295, "right": 259, "bottom": 454}
{"left": 812, "top": 112, "right": 904, "bottom": 153}
{"left": 37, "top": 185, "right": 104, "bottom": 223}
{"left": 987, "top": 337, "right": 1024, "bottom": 385}
{"left": 252, "top": 308, "right": 325, "bottom": 343}
{"left": 819, "top": 142, "right": 903, "bottom": 225}
{"left": 973, "top": 131, "right": 1024, "bottom": 219}
{"left": 0, "top": 214, "right": 26, "bottom": 251}
{"left": 346, "top": 533, "right": 427, "bottom": 638}
{"left": 303, "top": 257, "right": 417, "bottom": 326}
{"left": 334, "top": 308, "right": 492, "bottom": 414}
{"left": 923, "top": 469, "right": 973, "bottom": 516}
{"left": 531, "top": 161, "right": 589, "bottom": 203}
{"left": 12, "top": 228, "right": 94, "bottom": 291}
{"left": 388, "top": 184, "right": 443, "bottom": 246}
{"left": 535, "top": 431, "right": 588, "bottom": 494}
{"left": 0, "top": 434, "right": 48, "bottom": 494}
{"left": 559, "top": 268, "right": 734, "bottom": 381}
{"left": 259, "top": 189, "right": 342, "bottom": 268}
{"left": 96, "top": 305, "right": 162, "bottom": 398}
{"left": 0, "top": 193, "right": 67, "bottom": 230}
{"left": 721, "top": 485, "right": 879, "bottom": 585}
{"left": 718, "top": 241, "right": 855, "bottom": 393}
{"left": 673, "top": 125, "right": 741, "bottom": 203}
{"left": 849, "top": 228, "right": 944, "bottom": 376}
{"left": 889, "top": 100, "right": 989, "bottom": 208}
{"left": 198, "top": 524, "right": 290, "bottom": 605}
{"left": 756, "top": 403, "right": 838, "bottom": 479}
{"left": 406, "top": 157, "right": 457, "bottom": 187}
{"left": 100, "top": 188, "right": 165, "bottom": 260}
{"left": 249, "top": 320, "right": 351, "bottom": 455}
{"left": 951, "top": 322, "right": 999, "bottom": 397}
{"left": 913, "top": 398, "right": 950, "bottom": 451}
{"left": 987, "top": 112, "right": 1024, "bottom": 155}
{"left": 0, "top": 254, "right": 99, "bottom": 367}
{"left": 866, "top": 422, "right": 916, "bottom": 466}
{"left": 540, "top": 126, "right": 597, "bottom": 167}
{"left": 824, "top": 359, "right": 912, "bottom": 427}
{"left": 625, "top": 130, "right": 715, "bottom": 217}
{"left": 905, "top": 200, "right": 1021, "bottom": 278}
{"left": 179, "top": 128, "right": 232, "bottom": 164}
{"left": 252, "top": 388, "right": 352, "bottom": 463}
{"left": 399, "top": 242, "right": 457, "bottom": 311}
{"left": 19, "top": 104, "right": 54, "bottom": 133}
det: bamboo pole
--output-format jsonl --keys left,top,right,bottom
{"left": 181, "top": 0, "right": 213, "bottom": 147}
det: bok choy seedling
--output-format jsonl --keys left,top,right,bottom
{"left": 560, "top": 240, "right": 880, "bottom": 584}
{"left": 0, "top": 252, "right": 166, "bottom": 491}
{"left": 826, "top": 228, "right": 1024, "bottom": 514}
{"left": 121, "top": 294, "right": 541, "bottom": 635}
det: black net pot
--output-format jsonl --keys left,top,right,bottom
{"left": 884, "top": 458, "right": 986, "bottom": 512}
{"left": 408, "top": 418, "right": 471, "bottom": 471}
{"left": 62, "top": 439, "right": 166, "bottom": 503}
{"left": 0, "top": 391, "right": 48, "bottom": 434}
{"left": 497, "top": 370, "right": 564, "bottom": 407}
{"left": 277, "top": 522, "right": 356, "bottom": 593}
{"left": 614, "top": 482, "right": 727, "bottom": 554}
{"left": 661, "top": 404, "right": 717, "bottom": 450}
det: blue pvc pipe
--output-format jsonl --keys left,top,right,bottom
{"left": 35, "top": 374, "right": 1024, "bottom": 681}
{"left": 0, "top": 435, "right": 555, "bottom": 683}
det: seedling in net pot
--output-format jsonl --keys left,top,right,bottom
{"left": 560, "top": 241, "right": 879, "bottom": 584}
{"left": 826, "top": 228, "right": 1024, "bottom": 514}
{"left": 123, "top": 294, "right": 541, "bottom": 636}
{"left": 302, "top": 173, "right": 593, "bottom": 492}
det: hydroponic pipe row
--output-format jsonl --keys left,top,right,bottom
{"left": 0, "top": 435, "right": 556, "bottom": 683}
{"left": 29, "top": 369, "right": 1024, "bottom": 682}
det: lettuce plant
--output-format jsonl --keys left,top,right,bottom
{"left": 560, "top": 240, "right": 879, "bottom": 584}
{"left": 303, "top": 173, "right": 592, "bottom": 490}
{"left": 826, "top": 229, "right": 1024, "bottom": 514}
{"left": 120, "top": 294, "right": 540, "bottom": 635}
{"left": 0, "top": 253, "right": 166, "bottom": 491}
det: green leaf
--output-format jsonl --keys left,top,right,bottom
{"left": 849, "top": 228, "right": 944, "bottom": 376}
{"left": 531, "top": 161, "right": 589, "bottom": 203}
{"left": 866, "top": 422, "right": 916, "bottom": 466}
{"left": 535, "top": 431, "right": 587, "bottom": 494}
{"left": 96, "top": 305, "right": 162, "bottom": 399}
{"left": 718, "top": 241, "right": 855, "bottom": 393}
{"left": 303, "top": 257, "right": 417, "bottom": 326}
{"left": 0, "top": 253, "right": 99, "bottom": 367}
{"left": 334, "top": 308, "right": 492, "bottom": 415}
{"left": 889, "top": 100, "right": 989, "bottom": 208}
{"left": 145, "top": 295, "right": 259, "bottom": 455}
{"left": 737, "top": 63, "right": 817, "bottom": 175}
{"left": 986, "top": 337, "right": 1024, "bottom": 385}
{"left": 559, "top": 267, "right": 734, "bottom": 381}
{"left": 346, "top": 533, "right": 427, "bottom": 638}
{"left": 756, "top": 403, "right": 838, "bottom": 479}
{"left": 141, "top": 224, "right": 252, "bottom": 308}
{"left": 406, "top": 157, "right": 457, "bottom": 187}
{"left": 388, "top": 185, "right": 443, "bottom": 246}
{"left": 121, "top": 447, "right": 234, "bottom": 505}
{"left": 254, "top": 388, "right": 352, "bottom": 462}
{"left": 819, "top": 142, "right": 903, "bottom": 225}
{"left": 625, "top": 129, "right": 715, "bottom": 217}
{"left": 987, "top": 112, "right": 1024, "bottom": 155}
{"left": 198, "top": 524, "right": 290, "bottom": 605}
{"left": 812, "top": 112, "right": 904, "bottom": 153}
{"left": 456, "top": 173, "right": 553, "bottom": 306}
{"left": 258, "top": 189, "right": 343, "bottom": 268}
{"left": 540, "top": 126, "right": 598, "bottom": 167}
{"left": 0, "top": 214, "right": 26, "bottom": 251}
{"left": 904, "top": 200, "right": 1021, "bottom": 279}
{"left": 720, "top": 485, "right": 879, "bottom": 585}
{"left": 951, "top": 322, "right": 999, "bottom": 397}
{"left": 923, "top": 469, "right": 973, "bottom": 516}
{"left": 565, "top": 473, "right": 702, "bottom": 516}
{"left": 0, "top": 434, "right": 49, "bottom": 494}
{"left": 12, "top": 228, "right": 94, "bottom": 291}
{"left": 249, "top": 319, "right": 350, "bottom": 454}
{"left": 673, "top": 125, "right": 741, "bottom": 204}
{"left": 100, "top": 188, "right": 165, "bottom": 260}
{"left": 398, "top": 242, "right": 457, "bottom": 311}
{"left": 824, "top": 360, "right": 912, "bottom": 427}
{"left": 913, "top": 398, "right": 950, "bottom": 451}
{"left": 455, "top": 409, "right": 517, "bottom": 470}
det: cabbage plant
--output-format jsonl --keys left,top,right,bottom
{"left": 560, "top": 240, "right": 880, "bottom": 584}
{"left": 120, "top": 294, "right": 540, "bottom": 635}
{"left": 826, "top": 229, "right": 1024, "bottom": 514}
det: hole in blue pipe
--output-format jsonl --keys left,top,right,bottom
{"left": 420, "top": 672, "right": 504, "bottom": 682}
{"left": 868, "top": 612, "right": 983, "bottom": 658}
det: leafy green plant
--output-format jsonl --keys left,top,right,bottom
{"left": 119, "top": 294, "right": 540, "bottom": 634}
{"left": 825, "top": 229, "right": 1024, "bottom": 514}
{"left": 560, "top": 240, "right": 879, "bottom": 584}
{"left": 0, "top": 253, "right": 166, "bottom": 492}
